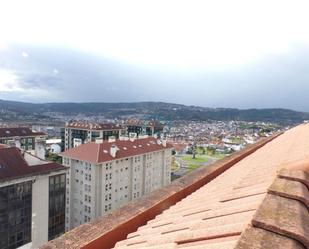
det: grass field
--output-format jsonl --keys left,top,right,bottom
{"left": 188, "top": 163, "right": 201, "bottom": 170}
{"left": 171, "top": 157, "right": 178, "bottom": 171}
{"left": 179, "top": 150, "right": 229, "bottom": 172}
{"left": 181, "top": 155, "right": 209, "bottom": 163}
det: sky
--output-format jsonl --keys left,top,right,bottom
{"left": 1, "top": 0, "right": 309, "bottom": 111}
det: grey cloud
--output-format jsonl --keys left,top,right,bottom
{"left": 1, "top": 43, "right": 309, "bottom": 111}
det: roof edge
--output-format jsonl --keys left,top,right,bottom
{"left": 40, "top": 133, "right": 282, "bottom": 249}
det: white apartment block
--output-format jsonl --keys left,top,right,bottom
{"left": 61, "top": 137, "right": 172, "bottom": 231}
{"left": 62, "top": 121, "right": 125, "bottom": 150}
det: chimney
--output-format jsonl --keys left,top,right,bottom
{"left": 162, "top": 139, "right": 167, "bottom": 148}
{"left": 110, "top": 144, "right": 118, "bottom": 158}
{"left": 129, "top": 132, "right": 137, "bottom": 142}
{"left": 35, "top": 137, "right": 46, "bottom": 159}
{"left": 95, "top": 137, "right": 104, "bottom": 144}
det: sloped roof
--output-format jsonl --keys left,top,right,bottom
{"left": 60, "top": 137, "right": 173, "bottom": 164}
{"left": 114, "top": 125, "right": 309, "bottom": 249}
{"left": 0, "top": 147, "right": 67, "bottom": 182}
{"left": 40, "top": 124, "right": 309, "bottom": 249}
{"left": 66, "top": 121, "right": 124, "bottom": 130}
{"left": 0, "top": 127, "right": 46, "bottom": 138}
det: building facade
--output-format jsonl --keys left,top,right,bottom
{"left": 61, "top": 137, "right": 172, "bottom": 231}
{"left": 0, "top": 127, "right": 47, "bottom": 159}
{"left": 125, "top": 120, "right": 164, "bottom": 138}
{"left": 0, "top": 146, "right": 67, "bottom": 249}
{"left": 62, "top": 121, "right": 125, "bottom": 151}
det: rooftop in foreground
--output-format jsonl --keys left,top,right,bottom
{"left": 41, "top": 124, "right": 309, "bottom": 249}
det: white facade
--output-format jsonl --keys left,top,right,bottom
{"left": 63, "top": 148, "right": 172, "bottom": 231}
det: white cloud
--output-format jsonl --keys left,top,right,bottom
{"left": 21, "top": 51, "right": 29, "bottom": 58}
{"left": 0, "top": 69, "right": 21, "bottom": 92}
{"left": 1, "top": 0, "right": 309, "bottom": 68}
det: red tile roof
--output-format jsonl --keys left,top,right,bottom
{"left": 66, "top": 121, "right": 124, "bottom": 130}
{"left": 0, "top": 127, "right": 46, "bottom": 138}
{"left": 0, "top": 144, "right": 8, "bottom": 149}
{"left": 60, "top": 137, "right": 173, "bottom": 164}
{"left": 0, "top": 147, "right": 67, "bottom": 182}
{"left": 40, "top": 124, "right": 309, "bottom": 249}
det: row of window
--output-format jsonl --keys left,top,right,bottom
{"left": 84, "top": 205, "right": 91, "bottom": 214}
{"left": 84, "top": 184, "right": 91, "bottom": 192}
{"left": 105, "top": 183, "right": 112, "bottom": 191}
{"left": 104, "top": 203, "right": 112, "bottom": 212}
{"left": 85, "top": 174, "right": 92, "bottom": 181}
{"left": 84, "top": 216, "right": 91, "bottom": 223}
{"left": 105, "top": 193, "right": 112, "bottom": 201}
{"left": 84, "top": 195, "right": 91, "bottom": 203}
{"left": 21, "top": 145, "right": 33, "bottom": 150}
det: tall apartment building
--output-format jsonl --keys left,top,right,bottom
{"left": 60, "top": 137, "right": 172, "bottom": 231}
{"left": 125, "top": 120, "right": 164, "bottom": 137}
{"left": 62, "top": 121, "right": 125, "bottom": 151}
{"left": 0, "top": 145, "right": 67, "bottom": 249}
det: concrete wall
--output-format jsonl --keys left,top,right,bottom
{"left": 31, "top": 176, "right": 49, "bottom": 248}
{"left": 65, "top": 149, "right": 172, "bottom": 231}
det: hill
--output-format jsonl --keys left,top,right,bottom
{"left": 0, "top": 99, "right": 308, "bottom": 125}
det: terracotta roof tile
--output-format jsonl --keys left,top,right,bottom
{"left": 60, "top": 137, "right": 172, "bottom": 164}
{"left": 235, "top": 227, "right": 305, "bottom": 249}
{"left": 0, "top": 127, "right": 46, "bottom": 138}
{"left": 66, "top": 121, "right": 124, "bottom": 130}
{"left": 113, "top": 124, "right": 309, "bottom": 249}
{"left": 252, "top": 193, "right": 309, "bottom": 248}
{"left": 0, "top": 147, "right": 67, "bottom": 182}
{"left": 41, "top": 125, "right": 309, "bottom": 249}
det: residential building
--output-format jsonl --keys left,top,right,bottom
{"left": 0, "top": 146, "right": 67, "bottom": 249}
{"left": 62, "top": 121, "right": 125, "bottom": 150}
{"left": 0, "top": 127, "right": 47, "bottom": 159}
{"left": 60, "top": 136, "right": 172, "bottom": 231}
{"left": 41, "top": 124, "right": 309, "bottom": 249}
{"left": 125, "top": 120, "right": 164, "bottom": 137}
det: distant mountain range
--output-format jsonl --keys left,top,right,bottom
{"left": 0, "top": 99, "right": 308, "bottom": 125}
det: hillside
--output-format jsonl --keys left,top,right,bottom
{"left": 0, "top": 99, "right": 308, "bottom": 124}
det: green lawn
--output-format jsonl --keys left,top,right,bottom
{"left": 212, "top": 153, "right": 227, "bottom": 159}
{"left": 181, "top": 155, "right": 209, "bottom": 163}
{"left": 188, "top": 163, "right": 201, "bottom": 170}
{"left": 171, "top": 157, "right": 178, "bottom": 171}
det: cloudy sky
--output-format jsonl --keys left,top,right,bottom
{"left": 1, "top": 0, "right": 309, "bottom": 111}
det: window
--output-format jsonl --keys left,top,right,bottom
{"left": 0, "top": 182, "right": 32, "bottom": 249}
{"left": 48, "top": 174, "right": 66, "bottom": 240}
